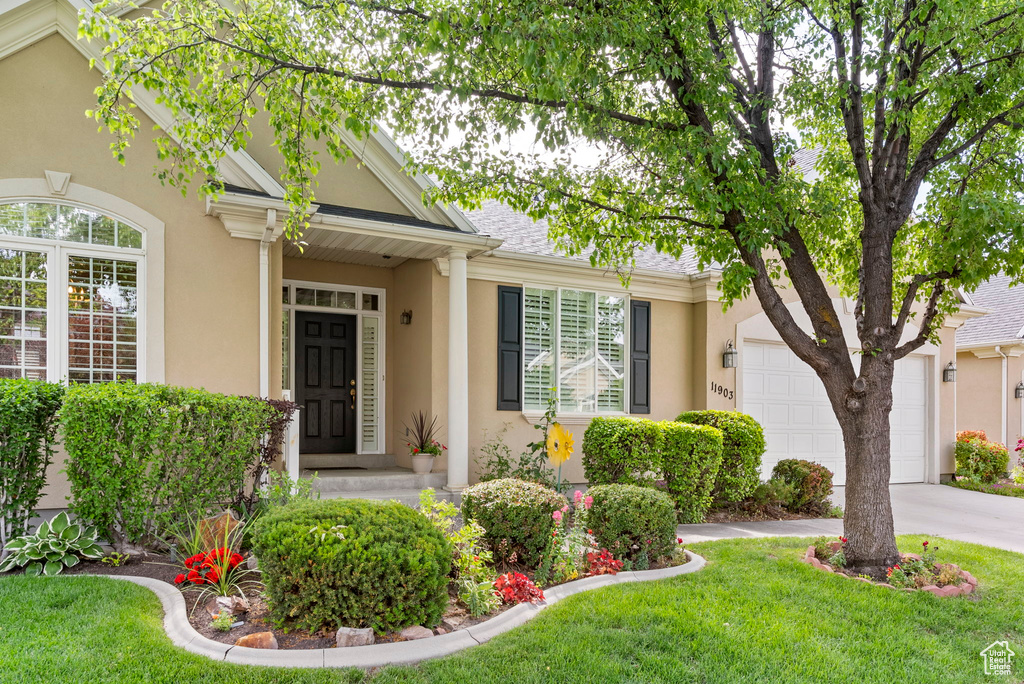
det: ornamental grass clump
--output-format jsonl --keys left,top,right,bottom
{"left": 252, "top": 498, "right": 451, "bottom": 634}
{"left": 461, "top": 478, "right": 565, "bottom": 566}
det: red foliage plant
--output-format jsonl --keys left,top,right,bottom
{"left": 493, "top": 572, "right": 545, "bottom": 604}
{"left": 174, "top": 547, "right": 244, "bottom": 586}
{"left": 586, "top": 549, "right": 624, "bottom": 576}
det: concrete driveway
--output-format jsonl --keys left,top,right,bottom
{"left": 678, "top": 483, "right": 1024, "bottom": 554}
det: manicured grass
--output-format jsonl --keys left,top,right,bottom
{"left": 2, "top": 536, "right": 1022, "bottom": 683}
{"left": 946, "top": 479, "right": 1024, "bottom": 498}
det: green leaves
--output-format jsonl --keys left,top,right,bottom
{"left": 0, "top": 511, "right": 104, "bottom": 577}
{"left": 0, "top": 379, "right": 64, "bottom": 558}
{"left": 61, "top": 383, "right": 278, "bottom": 551}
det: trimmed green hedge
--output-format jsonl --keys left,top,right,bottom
{"left": 62, "top": 383, "right": 278, "bottom": 550}
{"left": 659, "top": 421, "right": 724, "bottom": 523}
{"left": 586, "top": 484, "right": 677, "bottom": 564}
{"left": 676, "top": 410, "right": 765, "bottom": 502}
{"left": 0, "top": 379, "right": 65, "bottom": 555}
{"left": 252, "top": 498, "right": 451, "bottom": 633}
{"left": 581, "top": 417, "right": 662, "bottom": 486}
{"left": 461, "top": 478, "right": 565, "bottom": 566}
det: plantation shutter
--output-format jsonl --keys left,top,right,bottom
{"left": 523, "top": 287, "right": 556, "bottom": 410}
{"left": 629, "top": 299, "right": 651, "bottom": 414}
{"left": 496, "top": 286, "right": 523, "bottom": 410}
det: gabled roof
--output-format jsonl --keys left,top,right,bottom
{"left": 221, "top": 184, "right": 464, "bottom": 233}
{"left": 464, "top": 200, "right": 703, "bottom": 276}
{"left": 957, "top": 275, "right": 1024, "bottom": 347}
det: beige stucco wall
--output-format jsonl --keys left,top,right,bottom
{"left": 956, "top": 349, "right": 1024, "bottom": 453}
{"left": 0, "top": 35, "right": 269, "bottom": 508}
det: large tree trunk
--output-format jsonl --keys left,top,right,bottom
{"left": 825, "top": 357, "right": 902, "bottom": 576}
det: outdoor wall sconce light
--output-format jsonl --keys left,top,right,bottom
{"left": 400, "top": 310, "right": 413, "bottom": 325}
{"left": 943, "top": 361, "right": 957, "bottom": 383}
{"left": 1016, "top": 382, "right": 1024, "bottom": 400}
{"left": 723, "top": 340, "right": 738, "bottom": 369}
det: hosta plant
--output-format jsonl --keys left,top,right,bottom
{"left": 0, "top": 511, "right": 103, "bottom": 576}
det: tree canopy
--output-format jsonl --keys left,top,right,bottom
{"left": 81, "top": 0, "right": 1024, "bottom": 569}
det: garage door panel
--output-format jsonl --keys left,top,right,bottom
{"left": 743, "top": 341, "right": 927, "bottom": 485}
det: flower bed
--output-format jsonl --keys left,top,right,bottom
{"left": 802, "top": 537, "right": 978, "bottom": 596}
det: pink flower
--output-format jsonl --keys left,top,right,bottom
{"left": 552, "top": 510, "right": 563, "bottom": 521}
{"left": 561, "top": 505, "right": 569, "bottom": 513}
{"left": 584, "top": 495, "right": 593, "bottom": 509}
{"left": 574, "top": 490, "right": 583, "bottom": 504}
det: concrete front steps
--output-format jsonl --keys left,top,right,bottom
{"left": 301, "top": 455, "right": 453, "bottom": 506}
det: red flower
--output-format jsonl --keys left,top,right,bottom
{"left": 839, "top": 537, "right": 848, "bottom": 544}
{"left": 229, "top": 553, "right": 244, "bottom": 569}
{"left": 922, "top": 541, "right": 929, "bottom": 548}
{"left": 677, "top": 537, "right": 683, "bottom": 544}
{"left": 174, "top": 573, "right": 186, "bottom": 585}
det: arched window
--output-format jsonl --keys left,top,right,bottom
{"left": 0, "top": 202, "right": 145, "bottom": 383}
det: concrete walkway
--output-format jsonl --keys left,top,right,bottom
{"left": 678, "top": 483, "right": 1024, "bottom": 554}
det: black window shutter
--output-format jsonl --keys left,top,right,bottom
{"left": 629, "top": 300, "right": 651, "bottom": 414}
{"left": 496, "top": 286, "right": 523, "bottom": 410}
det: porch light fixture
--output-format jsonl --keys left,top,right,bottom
{"left": 943, "top": 361, "right": 957, "bottom": 383}
{"left": 1016, "top": 382, "right": 1024, "bottom": 400}
{"left": 400, "top": 310, "right": 413, "bottom": 325}
{"left": 723, "top": 340, "right": 738, "bottom": 369}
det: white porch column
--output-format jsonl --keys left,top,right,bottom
{"left": 446, "top": 248, "right": 470, "bottom": 490}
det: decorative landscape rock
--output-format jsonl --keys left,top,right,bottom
{"left": 205, "top": 595, "right": 250, "bottom": 617}
{"left": 235, "top": 631, "right": 278, "bottom": 649}
{"left": 336, "top": 627, "right": 375, "bottom": 647}
{"left": 400, "top": 625, "right": 434, "bottom": 641}
{"left": 198, "top": 509, "right": 241, "bottom": 551}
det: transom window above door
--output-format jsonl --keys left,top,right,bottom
{"left": 0, "top": 202, "right": 145, "bottom": 384}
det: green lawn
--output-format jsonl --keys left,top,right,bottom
{"left": 1, "top": 536, "right": 1021, "bottom": 683}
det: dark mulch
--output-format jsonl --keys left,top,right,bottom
{"left": 705, "top": 502, "right": 840, "bottom": 523}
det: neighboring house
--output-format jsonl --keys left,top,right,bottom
{"left": 1, "top": 0, "right": 965, "bottom": 513}
{"left": 955, "top": 275, "right": 1024, "bottom": 449}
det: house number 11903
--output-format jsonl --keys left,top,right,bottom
{"left": 711, "top": 382, "right": 734, "bottom": 401}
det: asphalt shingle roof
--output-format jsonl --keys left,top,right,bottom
{"left": 463, "top": 200, "right": 703, "bottom": 275}
{"left": 957, "top": 275, "right": 1024, "bottom": 346}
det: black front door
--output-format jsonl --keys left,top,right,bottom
{"left": 295, "top": 311, "right": 358, "bottom": 453}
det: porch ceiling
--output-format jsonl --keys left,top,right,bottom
{"left": 282, "top": 227, "right": 450, "bottom": 268}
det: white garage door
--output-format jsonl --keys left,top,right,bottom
{"left": 742, "top": 341, "right": 927, "bottom": 485}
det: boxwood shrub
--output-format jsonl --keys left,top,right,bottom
{"left": 251, "top": 498, "right": 451, "bottom": 633}
{"left": 659, "top": 421, "right": 724, "bottom": 523}
{"left": 0, "top": 379, "right": 65, "bottom": 554}
{"left": 954, "top": 434, "right": 1009, "bottom": 483}
{"left": 62, "top": 383, "right": 279, "bottom": 550}
{"left": 461, "top": 478, "right": 565, "bottom": 565}
{"left": 770, "top": 459, "right": 834, "bottom": 511}
{"left": 586, "top": 484, "right": 677, "bottom": 563}
{"left": 581, "top": 417, "right": 662, "bottom": 486}
{"left": 676, "top": 410, "right": 765, "bottom": 502}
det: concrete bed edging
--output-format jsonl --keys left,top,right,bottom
{"left": 103, "top": 550, "right": 706, "bottom": 669}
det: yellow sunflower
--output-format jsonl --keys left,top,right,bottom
{"left": 546, "top": 422, "right": 575, "bottom": 467}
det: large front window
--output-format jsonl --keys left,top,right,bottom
{"left": 0, "top": 202, "right": 144, "bottom": 383}
{"left": 524, "top": 287, "right": 626, "bottom": 413}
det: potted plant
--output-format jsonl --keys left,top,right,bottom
{"left": 405, "top": 411, "right": 446, "bottom": 474}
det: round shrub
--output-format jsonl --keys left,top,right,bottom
{"left": 955, "top": 436, "right": 1009, "bottom": 483}
{"left": 586, "top": 484, "right": 677, "bottom": 563}
{"left": 461, "top": 478, "right": 565, "bottom": 566}
{"left": 770, "top": 459, "right": 833, "bottom": 511}
{"left": 658, "top": 421, "right": 724, "bottom": 523}
{"left": 676, "top": 410, "right": 765, "bottom": 502}
{"left": 251, "top": 498, "right": 451, "bottom": 634}
{"left": 581, "top": 417, "right": 662, "bottom": 486}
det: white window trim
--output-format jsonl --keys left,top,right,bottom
{"left": 0, "top": 179, "right": 165, "bottom": 383}
{"left": 282, "top": 279, "right": 386, "bottom": 455}
{"left": 521, "top": 282, "right": 630, "bottom": 419}
{"left": 0, "top": 199, "right": 154, "bottom": 384}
